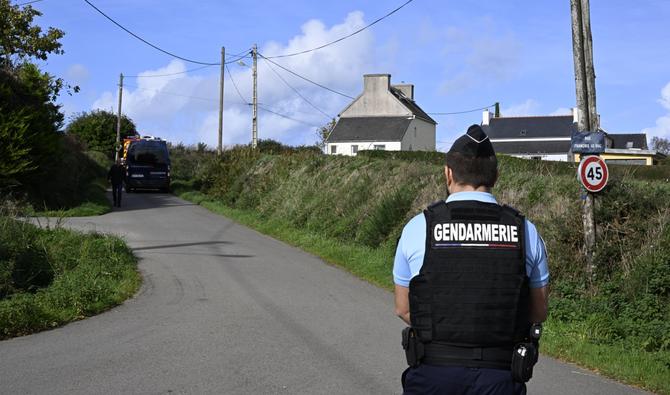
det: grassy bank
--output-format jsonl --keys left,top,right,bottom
{"left": 170, "top": 145, "right": 669, "bottom": 394}
{"left": 3, "top": 140, "right": 113, "bottom": 218}
{"left": 0, "top": 215, "right": 140, "bottom": 338}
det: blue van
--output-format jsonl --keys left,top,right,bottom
{"left": 124, "top": 137, "right": 171, "bottom": 192}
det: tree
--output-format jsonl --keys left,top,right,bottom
{"left": 1, "top": 63, "right": 63, "bottom": 188}
{"left": 0, "top": 0, "right": 64, "bottom": 70}
{"left": 315, "top": 118, "right": 336, "bottom": 151}
{"left": 66, "top": 110, "right": 137, "bottom": 158}
{"left": 0, "top": 1, "right": 69, "bottom": 188}
{"left": 651, "top": 136, "right": 670, "bottom": 155}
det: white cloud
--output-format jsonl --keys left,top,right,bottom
{"left": 66, "top": 64, "right": 90, "bottom": 85}
{"left": 642, "top": 81, "right": 670, "bottom": 140}
{"left": 550, "top": 107, "right": 572, "bottom": 116}
{"left": 90, "top": 11, "right": 380, "bottom": 146}
{"left": 501, "top": 99, "right": 540, "bottom": 117}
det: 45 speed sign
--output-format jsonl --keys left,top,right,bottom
{"left": 578, "top": 155, "right": 609, "bottom": 192}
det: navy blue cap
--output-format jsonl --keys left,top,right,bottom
{"left": 448, "top": 124, "right": 496, "bottom": 158}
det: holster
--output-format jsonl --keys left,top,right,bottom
{"left": 402, "top": 327, "right": 425, "bottom": 367}
{"left": 511, "top": 324, "right": 542, "bottom": 383}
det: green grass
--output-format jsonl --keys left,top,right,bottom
{"left": 178, "top": 191, "right": 394, "bottom": 289}
{"left": 542, "top": 320, "right": 670, "bottom": 394}
{"left": 0, "top": 216, "right": 141, "bottom": 339}
{"left": 32, "top": 179, "right": 112, "bottom": 217}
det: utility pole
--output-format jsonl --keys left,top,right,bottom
{"left": 571, "top": 0, "right": 598, "bottom": 279}
{"left": 218, "top": 46, "right": 225, "bottom": 156}
{"left": 251, "top": 43, "right": 258, "bottom": 149}
{"left": 115, "top": 73, "right": 124, "bottom": 162}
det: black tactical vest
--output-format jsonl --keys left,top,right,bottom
{"left": 409, "top": 200, "right": 530, "bottom": 366}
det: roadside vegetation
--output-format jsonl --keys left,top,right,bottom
{"left": 0, "top": 213, "right": 141, "bottom": 339}
{"left": 170, "top": 143, "right": 670, "bottom": 394}
{"left": 0, "top": 1, "right": 140, "bottom": 339}
{"left": 0, "top": 1, "right": 122, "bottom": 216}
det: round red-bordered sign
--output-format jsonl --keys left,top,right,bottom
{"left": 578, "top": 155, "right": 609, "bottom": 192}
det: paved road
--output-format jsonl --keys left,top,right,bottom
{"left": 0, "top": 192, "right": 652, "bottom": 394}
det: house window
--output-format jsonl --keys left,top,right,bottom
{"left": 374, "top": 144, "right": 386, "bottom": 151}
{"left": 351, "top": 145, "right": 358, "bottom": 154}
{"left": 626, "top": 141, "right": 634, "bottom": 149}
{"left": 330, "top": 145, "right": 337, "bottom": 154}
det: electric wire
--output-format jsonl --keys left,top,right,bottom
{"left": 226, "top": 64, "right": 250, "bottom": 104}
{"left": 123, "top": 83, "right": 219, "bottom": 103}
{"left": 16, "top": 0, "right": 44, "bottom": 6}
{"left": 428, "top": 104, "right": 496, "bottom": 115}
{"left": 125, "top": 64, "right": 216, "bottom": 78}
{"left": 261, "top": 57, "right": 333, "bottom": 120}
{"left": 259, "top": 53, "right": 355, "bottom": 99}
{"left": 265, "top": 0, "right": 414, "bottom": 59}
{"left": 257, "top": 105, "right": 321, "bottom": 128}
{"left": 82, "top": 0, "right": 247, "bottom": 66}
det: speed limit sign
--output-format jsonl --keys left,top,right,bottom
{"left": 578, "top": 155, "right": 609, "bottom": 192}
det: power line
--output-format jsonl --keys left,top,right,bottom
{"left": 257, "top": 105, "right": 321, "bottom": 128}
{"left": 125, "top": 64, "right": 216, "bottom": 78}
{"left": 265, "top": 0, "right": 414, "bottom": 59}
{"left": 428, "top": 104, "right": 496, "bottom": 115}
{"left": 82, "top": 0, "right": 246, "bottom": 66}
{"left": 261, "top": 57, "right": 333, "bottom": 120}
{"left": 226, "top": 64, "right": 249, "bottom": 104}
{"left": 259, "top": 53, "right": 355, "bottom": 99}
{"left": 16, "top": 0, "right": 44, "bottom": 6}
{"left": 124, "top": 82, "right": 218, "bottom": 103}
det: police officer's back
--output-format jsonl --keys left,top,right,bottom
{"left": 393, "top": 125, "right": 549, "bottom": 395}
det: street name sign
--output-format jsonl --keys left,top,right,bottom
{"left": 571, "top": 131, "right": 606, "bottom": 154}
{"left": 578, "top": 155, "right": 609, "bottom": 193}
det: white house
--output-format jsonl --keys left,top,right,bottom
{"left": 481, "top": 109, "right": 663, "bottom": 165}
{"left": 326, "top": 74, "right": 437, "bottom": 156}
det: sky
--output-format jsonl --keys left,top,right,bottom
{"left": 25, "top": 0, "right": 670, "bottom": 150}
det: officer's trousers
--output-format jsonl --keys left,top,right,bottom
{"left": 402, "top": 364, "right": 526, "bottom": 395}
{"left": 112, "top": 183, "right": 123, "bottom": 207}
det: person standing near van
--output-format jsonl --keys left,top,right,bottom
{"left": 108, "top": 159, "right": 125, "bottom": 208}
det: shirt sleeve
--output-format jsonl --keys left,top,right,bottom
{"left": 525, "top": 220, "right": 550, "bottom": 288}
{"left": 393, "top": 231, "right": 412, "bottom": 288}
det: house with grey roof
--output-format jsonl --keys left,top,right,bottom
{"left": 326, "top": 74, "right": 436, "bottom": 156}
{"left": 480, "top": 109, "right": 663, "bottom": 165}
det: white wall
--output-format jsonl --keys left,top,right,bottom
{"left": 401, "top": 118, "right": 436, "bottom": 151}
{"left": 326, "top": 141, "right": 402, "bottom": 156}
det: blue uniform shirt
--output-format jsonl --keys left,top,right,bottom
{"left": 393, "top": 191, "right": 550, "bottom": 289}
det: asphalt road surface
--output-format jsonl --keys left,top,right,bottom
{"left": 0, "top": 192, "right": 652, "bottom": 394}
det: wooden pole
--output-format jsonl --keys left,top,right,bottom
{"left": 218, "top": 46, "right": 225, "bottom": 156}
{"left": 115, "top": 73, "right": 124, "bottom": 162}
{"left": 571, "top": 0, "right": 597, "bottom": 279}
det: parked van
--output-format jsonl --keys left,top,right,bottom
{"left": 125, "top": 137, "right": 171, "bottom": 192}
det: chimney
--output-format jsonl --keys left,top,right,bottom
{"left": 392, "top": 84, "right": 414, "bottom": 100}
{"left": 363, "top": 74, "right": 391, "bottom": 96}
{"left": 572, "top": 107, "right": 579, "bottom": 124}
{"left": 482, "top": 109, "right": 492, "bottom": 125}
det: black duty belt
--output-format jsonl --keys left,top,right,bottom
{"left": 422, "top": 342, "right": 513, "bottom": 370}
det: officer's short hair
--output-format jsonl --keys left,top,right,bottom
{"left": 445, "top": 152, "right": 497, "bottom": 188}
